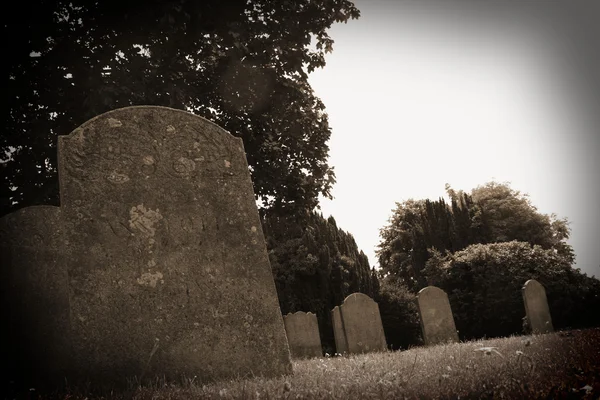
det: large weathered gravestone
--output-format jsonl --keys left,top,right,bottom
{"left": 0, "top": 106, "right": 292, "bottom": 386}
{"left": 283, "top": 312, "right": 322, "bottom": 358}
{"left": 331, "top": 293, "right": 387, "bottom": 354}
{"left": 417, "top": 286, "right": 459, "bottom": 345}
{"left": 522, "top": 279, "right": 554, "bottom": 334}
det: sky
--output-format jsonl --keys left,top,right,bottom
{"left": 308, "top": 0, "right": 600, "bottom": 278}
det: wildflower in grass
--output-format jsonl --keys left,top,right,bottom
{"left": 474, "top": 346, "right": 504, "bottom": 357}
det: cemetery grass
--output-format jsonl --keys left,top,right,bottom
{"left": 25, "top": 327, "right": 600, "bottom": 399}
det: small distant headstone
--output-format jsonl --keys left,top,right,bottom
{"left": 522, "top": 279, "right": 554, "bottom": 334}
{"left": 0, "top": 106, "right": 292, "bottom": 387}
{"left": 332, "top": 293, "right": 387, "bottom": 354}
{"left": 283, "top": 312, "right": 322, "bottom": 358}
{"left": 417, "top": 286, "right": 459, "bottom": 345}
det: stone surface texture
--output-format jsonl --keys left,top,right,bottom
{"left": 331, "top": 306, "right": 348, "bottom": 354}
{"left": 283, "top": 312, "right": 322, "bottom": 358}
{"left": 0, "top": 106, "right": 292, "bottom": 386}
{"left": 522, "top": 279, "right": 554, "bottom": 334}
{"left": 417, "top": 286, "right": 459, "bottom": 345}
{"left": 332, "top": 293, "right": 387, "bottom": 354}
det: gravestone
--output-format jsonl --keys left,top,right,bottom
{"left": 0, "top": 106, "right": 292, "bottom": 387}
{"left": 417, "top": 286, "right": 459, "bottom": 345}
{"left": 331, "top": 293, "right": 387, "bottom": 354}
{"left": 331, "top": 306, "right": 348, "bottom": 354}
{"left": 283, "top": 312, "right": 322, "bottom": 358}
{"left": 522, "top": 279, "right": 554, "bottom": 334}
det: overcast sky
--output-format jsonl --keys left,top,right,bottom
{"left": 308, "top": 0, "right": 600, "bottom": 278}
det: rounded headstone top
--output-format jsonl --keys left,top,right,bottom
{"left": 417, "top": 285, "right": 445, "bottom": 297}
{"left": 342, "top": 292, "right": 375, "bottom": 304}
{"left": 523, "top": 279, "right": 543, "bottom": 290}
{"left": 57, "top": 105, "right": 250, "bottom": 204}
{"left": 63, "top": 105, "right": 237, "bottom": 141}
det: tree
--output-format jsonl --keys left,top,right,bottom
{"left": 377, "top": 199, "right": 428, "bottom": 291}
{"left": 468, "top": 182, "right": 573, "bottom": 262}
{"left": 377, "top": 182, "right": 574, "bottom": 292}
{"left": 2, "top": 0, "right": 361, "bottom": 216}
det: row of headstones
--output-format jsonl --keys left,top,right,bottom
{"left": 283, "top": 293, "right": 387, "bottom": 358}
{"left": 417, "top": 279, "right": 554, "bottom": 345}
{"left": 283, "top": 279, "right": 553, "bottom": 358}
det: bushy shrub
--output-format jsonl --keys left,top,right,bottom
{"left": 375, "top": 277, "right": 422, "bottom": 349}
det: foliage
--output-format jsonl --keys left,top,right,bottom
{"left": 468, "top": 182, "right": 574, "bottom": 261}
{"left": 2, "top": 0, "right": 378, "bottom": 357}
{"left": 376, "top": 199, "right": 429, "bottom": 291}
{"left": 262, "top": 211, "right": 376, "bottom": 353}
{"left": 374, "top": 276, "right": 422, "bottom": 350}
{"left": 377, "top": 181, "right": 574, "bottom": 292}
{"left": 425, "top": 241, "right": 600, "bottom": 340}
{"left": 2, "top": 0, "right": 361, "bottom": 215}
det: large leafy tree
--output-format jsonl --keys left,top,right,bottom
{"left": 2, "top": 0, "right": 360, "bottom": 216}
{"left": 377, "top": 182, "right": 574, "bottom": 292}
{"left": 468, "top": 182, "right": 573, "bottom": 261}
